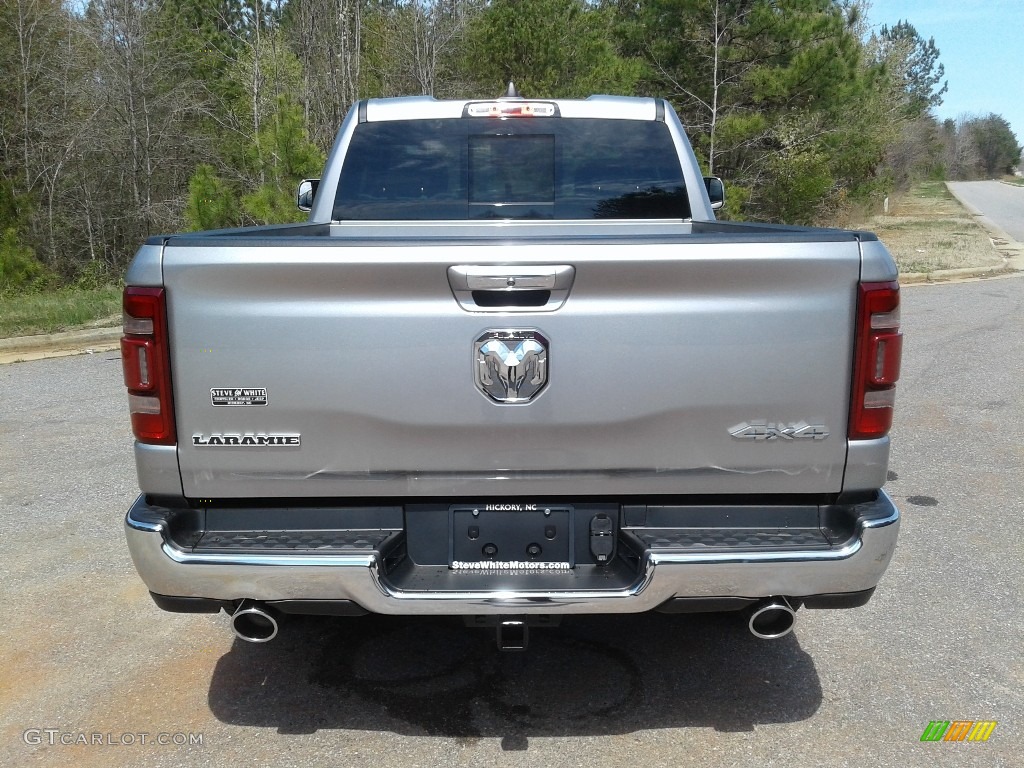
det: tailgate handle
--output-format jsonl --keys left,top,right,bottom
{"left": 467, "top": 273, "right": 557, "bottom": 290}
{"left": 448, "top": 265, "right": 575, "bottom": 312}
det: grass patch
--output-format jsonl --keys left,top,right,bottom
{"left": 852, "top": 183, "right": 1003, "bottom": 274}
{"left": 912, "top": 180, "right": 954, "bottom": 200}
{"left": 0, "top": 286, "right": 121, "bottom": 338}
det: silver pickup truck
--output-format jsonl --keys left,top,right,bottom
{"left": 121, "top": 93, "right": 903, "bottom": 650}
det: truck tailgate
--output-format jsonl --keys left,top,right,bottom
{"left": 163, "top": 233, "right": 862, "bottom": 499}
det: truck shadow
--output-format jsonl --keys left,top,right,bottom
{"left": 207, "top": 612, "right": 822, "bottom": 740}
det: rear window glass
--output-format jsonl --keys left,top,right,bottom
{"left": 333, "top": 118, "right": 689, "bottom": 220}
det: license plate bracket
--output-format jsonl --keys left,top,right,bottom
{"left": 449, "top": 505, "right": 573, "bottom": 567}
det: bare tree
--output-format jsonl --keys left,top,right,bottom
{"left": 0, "top": 0, "right": 107, "bottom": 270}
{"left": 65, "top": 0, "right": 207, "bottom": 269}
{"left": 288, "top": 0, "right": 362, "bottom": 150}
{"left": 395, "top": 0, "right": 474, "bottom": 97}
{"left": 2, "top": 0, "right": 65, "bottom": 200}
{"left": 942, "top": 115, "right": 982, "bottom": 180}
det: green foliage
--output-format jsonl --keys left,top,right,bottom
{"left": 155, "top": 0, "right": 245, "bottom": 96}
{"left": 0, "top": 180, "right": 49, "bottom": 292}
{"left": 185, "top": 165, "right": 240, "bottom": 231}
{"left": 876, "top": 20, "right": 947, "bottom": 117}
{"left": 719, "top": 182, "right": 750, "bottom": 221}
{"left": 249, "top": 96, "right": 324, "bottom": 182}
{"left": 230, "top": 29, "right": 307, "bottom": 141}
{"left": 741, "top": 0, "right": 861, "bottom": 108}
{"left": 759, "top": 150, "right": 835, "bottom": 225}
{"left": 73, "top": 259, "right": 119, "bottom": 291}
{"left": 940, "top": 113, "right": 1022, "bottom": 180}
{"left": 0, "top": 229, "right": 48, "bottom": 292}
{"left": 462, "top": 0, "right": 641, "bottom": 97}
{"left": 969, "top": 114, "right": 1022, "bottom": 177}
{"left": 0, "top": 178, "right": 31, "bottom": 234}
{"left": 240, "top": 96, "right": 325, "bottom": 225}
{"left": 617, "top": 0, "right": 887, "bottom": 222}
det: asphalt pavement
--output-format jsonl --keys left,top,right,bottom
{"left": 948, "top": 180, "right": 1024, "bottom": 243}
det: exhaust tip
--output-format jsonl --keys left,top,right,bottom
{"left": 748, "top": 598, "right": 796, "bottom": 640}
{"left": 231, "top": 600, "right": 279, "bottom": 643}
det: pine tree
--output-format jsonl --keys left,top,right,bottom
{"left": 461, "top": 0, "right": 641, "bottom": 98}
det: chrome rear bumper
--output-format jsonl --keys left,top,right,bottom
{"left": 125, "top": 493, "right": 899, "bottom": 615}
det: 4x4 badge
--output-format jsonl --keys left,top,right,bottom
{"left": 729, "top": 421, "right": 829, "bottom": 441}
{"left": 474, "top": 330, "right": 549, "bottom": 404}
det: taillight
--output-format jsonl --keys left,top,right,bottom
{"left": 121, "top": 287, "right": 176, "bottom": 445}
{"left": 849, "top": 281, "right": 903, "bottom": 440}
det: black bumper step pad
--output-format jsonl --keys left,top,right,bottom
{"left": 192, "top": 529, "right": 401, "bottom": 554}
{"left": 624, "top": 527, "right": 832, "bottom": 552}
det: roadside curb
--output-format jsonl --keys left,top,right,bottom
{"left": 899, "top": 264, "right": 1020, "bottom": 285}
{"left": 0, "top": 326, "right": 121, "bottom": 365}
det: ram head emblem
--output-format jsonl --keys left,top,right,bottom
{"left": 474, "top": 330, "right": 549, "bottom": 403}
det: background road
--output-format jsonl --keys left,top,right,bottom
{"left": 1, "top": 277, "right": 1022, "bottom": 767}
{"left": 948, "top": 181, "right": 1024, "bottom": 242}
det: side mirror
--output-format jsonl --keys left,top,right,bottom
{"left": 704, "top": 176, "right": 725, "bottom": 211}
{"left": 297, "top": 178, "right": 320, "bottom": 212}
